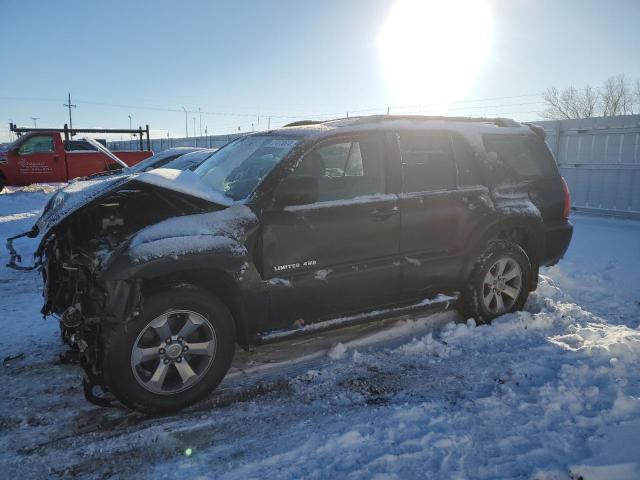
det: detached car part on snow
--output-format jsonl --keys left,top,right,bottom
{"left": 7, "top": 115, "right": 573, "bottom": 413}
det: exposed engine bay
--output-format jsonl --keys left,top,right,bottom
{"left": 36, "top": 183, "right": 217, "bottom": 400}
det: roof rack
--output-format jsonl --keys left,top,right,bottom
{"left": 9, "top": 122, "right": 151, "bottom": 150}
{"left": 331, "top": 115, "right": 520, "bottom": 128}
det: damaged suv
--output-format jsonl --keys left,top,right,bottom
{"left": 7, "top": 115, "right": 573, "bottom": 413}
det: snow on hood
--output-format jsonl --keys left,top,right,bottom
{"left": 136, "top": 168, "right": 233, "bottom": 207}
{"left": 35, "top": 174, "right": 132, "bottom": 236}
{"left": 34, "top": 168, "right": 232, "bottom": 239}
{"left": 128, "top": 204, "right": 257, "bottom": 262}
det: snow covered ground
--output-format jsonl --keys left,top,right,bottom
{"left": 0, "top": 185, "right": 639, "bottom": 479}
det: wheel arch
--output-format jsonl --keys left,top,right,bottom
{"left": 461, "top": 216, "right": 543, "bottom": 290}
{"left": 141, "top": 268, "right": 252, "bottom": 350}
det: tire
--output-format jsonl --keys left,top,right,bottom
{"left": 0, "top": 175, "right": 5, "bottom": 193}
{"left": 459, "top": 240, "right": 532, "bottom": 324}
{"left": 102, "top": 286, "right": 235, "bottom": 414}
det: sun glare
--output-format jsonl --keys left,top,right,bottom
{"left": 378, "top": 0, "right": 492, "bottom": 111}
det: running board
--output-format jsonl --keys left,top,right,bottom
{"left": 254, "top": 294, "right": 458, "bottom": 344}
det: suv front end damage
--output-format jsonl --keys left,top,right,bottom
{"left": 10, "top": 175, "right": 225, "bottom": 404}
{"left": 39, "top": 228, "right": 144, "bottom": 403}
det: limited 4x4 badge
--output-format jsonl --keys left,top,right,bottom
{"left": 274, "top": 259, "right": 317, "bottom": 272}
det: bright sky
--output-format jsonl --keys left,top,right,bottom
{"left": 1, "top": 0, "right": 639, "bottom": 142}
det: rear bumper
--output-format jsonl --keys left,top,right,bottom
{"left": 541, "top": 221, "right": 573, "bottom": 266}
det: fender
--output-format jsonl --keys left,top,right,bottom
{"left": 100, "top": 248, "right": 266, "bottom": 349}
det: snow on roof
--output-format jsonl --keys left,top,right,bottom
{"left": 136, "top": 168, "right": 233, "bottom": 206}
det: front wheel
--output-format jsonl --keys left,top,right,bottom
{"left": 102, "top": 286, "right": 235, "bottom": 414}
{"left": 459, "top": 240, "right": 532, "bottom": 324}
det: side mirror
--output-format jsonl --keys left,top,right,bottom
{"left": 274, "top": 175, "right": 318, "bottom": 206}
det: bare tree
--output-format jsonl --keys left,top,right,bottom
{"left": 600, "top": 74, "right": 634, "bottom": 116}
{"left": 541, "top": 85, "right": 599, "bottom": 120}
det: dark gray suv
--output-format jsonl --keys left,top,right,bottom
{"left": 7, "top": 115, "right": 573, "bottom": 413}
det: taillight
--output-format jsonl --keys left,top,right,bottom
{"left": 561, "top": 177, "right": 571, "bottom": 219}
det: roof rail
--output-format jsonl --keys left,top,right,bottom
{"left": 282, "top": 120, "right": 324, "bottom": 127}
{"left": 329, "top": 115, "right": 520, "bottom": 128}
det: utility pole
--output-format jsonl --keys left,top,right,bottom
{"left": 128, "top": 115, "right": 133, "bottom": 139}
{"left": 198, "top": 107, "right": 202, "bottom": 137}
{"left": 268, "top": 116, "right": 271, "bottom": 129}
{"left": 193, "top": 117, "right": 196, "bottom": 138}
{"left": 182, "top": 107, "right": 188, "bottom": 137}
{"left": 63, "top": 93, "right": 76, "bottom": 132}
{"left": 31, "top": 117, "right": 40, "bottom": 128}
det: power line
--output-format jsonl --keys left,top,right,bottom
{"left": 0, "top": 93, "right": 543, "bottom": 119}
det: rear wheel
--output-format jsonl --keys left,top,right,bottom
{"left": 102, "top": 286, "right": 235, "bottom": 414}
{"left": 460, "top": 240, "right": 532, "bottom": 324}
{"left": 0, "top": 174, "right": 5, "bottom": 193}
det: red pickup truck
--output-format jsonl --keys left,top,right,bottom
{"left": 0, "top": 131, "right": 153, "bottom": 191}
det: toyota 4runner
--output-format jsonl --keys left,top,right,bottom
{"left": 7, "top": 115, "right": 573, "bottom": 413}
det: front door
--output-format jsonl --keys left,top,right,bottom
{"left": 261, "top": 133, "right": 401, "bottom": 328}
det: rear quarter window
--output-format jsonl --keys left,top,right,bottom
{"left": 482, "top": 134, "right": 556, "bottom": 180}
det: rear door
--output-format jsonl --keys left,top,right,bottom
{"left": 261, "top": 133, "right": 402, "bottom": 328}
{"left": 12, "top": 134, "right": 66, "bottom": 183}
{"left": 396, "top": 130, "right": 491, "bottom": 297}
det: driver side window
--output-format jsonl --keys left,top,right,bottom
{"left": 18, "top": 136, "right": 54, "bottom": 155}
{"left": 294, "top": 136, "right": 385, "bottom": 202}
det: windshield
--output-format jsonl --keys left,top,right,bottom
{"left": 0, "top": 138, "right": 20, "bottom": 152}
{"left": 195, "top": 135, "right": 299, "bottom": 200}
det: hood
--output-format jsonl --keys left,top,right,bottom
{"left": 36, "top": 174, "right": 133, "bottom": 236}
{"left": 35, "top": 168, "right": 233, "bottom": 237}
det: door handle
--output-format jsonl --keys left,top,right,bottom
{"left": 371, "top": 206, "right": 399, "bottom": 220}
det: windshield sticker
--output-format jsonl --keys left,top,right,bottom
{"left": 266, "top": 139, "right": 297, "bottom": 148}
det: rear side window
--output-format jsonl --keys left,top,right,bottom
{"left": 399, "top": 131, "right": 456, "bottom": 192}
{"left": 295, "top": 136, "right": 386, "bottom": 202}
{"left": 483, "top": 134, "right": 556, "bottom": 179}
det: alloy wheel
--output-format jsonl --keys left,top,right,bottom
{"left": 482, "top": 257, "right": 522, "bottom": 315}
{"left": 131, "top": 310, "right": 217, "bottom": 395}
